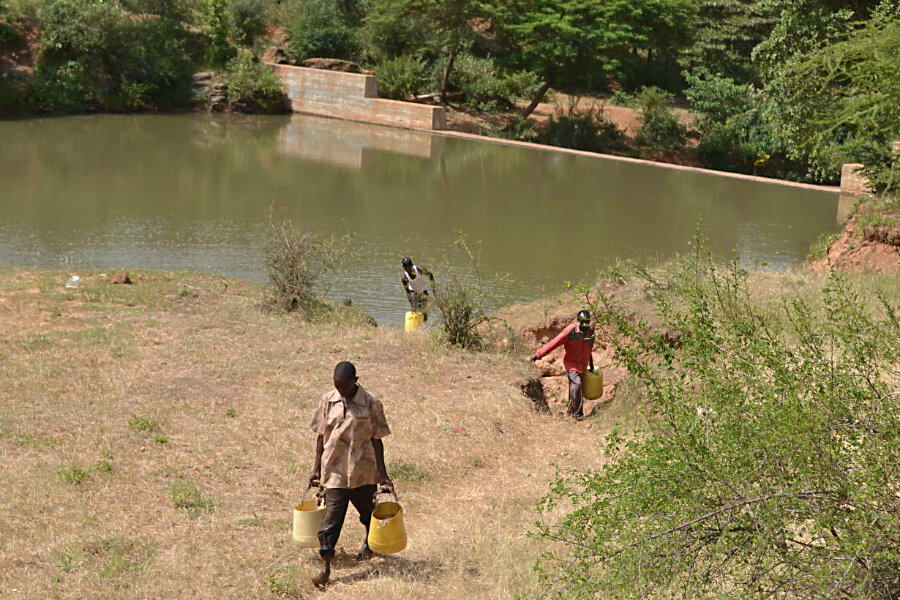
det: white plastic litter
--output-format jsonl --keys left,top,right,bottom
{"left": 65, "top": 275, "right": 81, "bottom": 289}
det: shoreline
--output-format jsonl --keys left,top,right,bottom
{"left": 0, "top": 108, "right": 840, "bottom": 194}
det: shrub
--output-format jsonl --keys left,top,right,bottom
{"left": 262, "top": 218, "right": 345, "bottom": 317}
{"left": 432, "top": 233, "right": 491, "bottom": 350}
{"left": 228, "top": 0, "right": 267, "bottom": 46}
{"left": 203, "top": 0, "right": 235, "bottom": 65}
{"left": 534, "top": 240, "right": 900, "bottom": 599}
{"left": 359, "top": 0, "right": 428, "bottom": 61}
{"left": 446, "top": 53, "right": 538, "bottom": 111}
{"left": 387, "top": 460, "right": 427, "bottom": 482}
{"left": 34, "top": 0, "right": 196, "bottom": 111}
{"left": 57, "top": 464, "right": 91, "bottom": 484}
{"left": 684, "top": 69, "right": 786, "bottom": 175}
{"left": 373, "top": 54, "right": 428, "bottom": 100}
{"left": 285, "top": 0, "right": 358, "bottom": 62}
{"left": 541, "top": 102, "right": 627, "bottom": 154}
{"left": 224, "top": 50, "right": 285, "bottom": 112}
{"left": 632, "top": 86, "right": 686, "bottom": 154}
{"left": 25, "top": 61, "right": 93, "bottom": 112}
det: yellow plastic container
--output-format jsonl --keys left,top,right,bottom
{"left": 583, "top": 367, "right": 604, "bottom": 400}
{"left": 405, "top": 311, "right": 425, "bottom": 333}
{"left": 292, "top": 497, "right": 325, "bottom": 548}
{"left": 367, "top": 499, "right": 407, "bottom": 554}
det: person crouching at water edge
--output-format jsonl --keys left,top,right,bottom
{"left": 308, "top": 361, "right": 393, "bottom": 588}
{"left": 531, "top": 310, "right": 595, "bottom": 420}
{"left": 400, "top": 257, "right": 434, "bottom": 321}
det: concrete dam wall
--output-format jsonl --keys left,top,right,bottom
{"left": 270, "top": 64, "right": 447, "bottom": 131}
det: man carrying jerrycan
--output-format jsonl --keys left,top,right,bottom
{"left": 307, "top": 361, "right": 394, "bottom": 588}
{"left": 531, "top": 310, "right": 595, "bottom": 420}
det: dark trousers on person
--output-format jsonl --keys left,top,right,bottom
{"left": 567, "top": 371, "right": 584, "bottom": 417}
{"left": 317, "top": 484, "right": 377, "bottom": 557}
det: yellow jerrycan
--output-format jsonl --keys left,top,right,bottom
{"left": 367, "top": 490, "right": 407, "bottom": 554}
{"left": 583, "top": 367, "right": 604, "bottom": 400}
{"left": 292, "top": 488, "right": 325, "bottom": 548}
{"left": 405, "top": 311, "right": 424, "bottom": 333}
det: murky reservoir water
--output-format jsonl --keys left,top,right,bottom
{"left": 0, "top": 113, "right": 838, "bottom": 325}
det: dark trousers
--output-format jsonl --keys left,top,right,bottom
{"left": 317, "top": 484, "right": 377, "bottom": 557}
{"left": 567, "top": 371, "right": 584, "bottom": 417}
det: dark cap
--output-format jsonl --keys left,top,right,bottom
{"left": 577, "top": 309, "right": 591, "bottom": 323}
{"left": 401, "top": 258, "right": 413, "bottom": 268}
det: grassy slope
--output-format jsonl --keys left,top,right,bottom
{"left": 0, "top": 267, "right": 608, "bottom": 599}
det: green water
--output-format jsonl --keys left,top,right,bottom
{"left": 0, "top": 113, "right": 838, "bottom": 325}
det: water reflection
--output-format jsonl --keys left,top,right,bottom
{"left": 0, "top": 114, "right": 839, "bottom": 325}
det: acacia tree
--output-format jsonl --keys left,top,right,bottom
{"left": 493, "top": 0, "right": 692, "bottom": 119}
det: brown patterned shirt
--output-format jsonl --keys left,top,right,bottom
{"left": 309, "top": 385, "right": 391, "bottom": 489}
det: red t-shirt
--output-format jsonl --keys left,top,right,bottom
{"left": 535, "top": 322, "right": 594, "bottom": 373}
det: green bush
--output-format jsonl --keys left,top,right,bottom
{"left": 541, "top": 104, "right": 627, "bottom": 154}
{"left": 359, "top": 0, "right": 428, "bottom": 62}
{"left": 373, "top": 54, "right": 428, "bottom": 100}
{"left": 446, "top": 53, "right": 538, "bottom": 111}
{"left": 632, "top": 86, "right": 686, "bottom": 154}
{"left": 203, "top": 0, "right": 235, "bottom": 65}
{"left": 684, "top": 69, "right": 791, "bottom": 176}
{"left": 26, "top": 61, "right": 93, "bottom": 112}
{"left": 0, "top": 19, "right": 20, "bottom": 47}
{"left": 285, "top": 0, "right": 358, "bottom": 63}
{"left": 229, "top": 0, "right": 267, "bottom": 46}
{"left": 262, "top": 218, "right": 346, "bottom": 318}
{"left": 33, "top": 0, "right": 196, "bottom": 111}
{"left": 534, "top": 243, "right": 900, "bottom": 598}
{"left": 224, "top": 50, "right": 285, "bottom": 112}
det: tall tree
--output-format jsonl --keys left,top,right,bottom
{"left": 686, "top": 0, "right": 775, "bottom": 84}
{"left": 492, "top": 0, "right": 644, "bottom": 119}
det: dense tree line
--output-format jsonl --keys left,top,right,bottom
{"left": 1, "top": 0, "right": 898, "bottom": 183}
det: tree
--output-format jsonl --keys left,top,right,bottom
{"left": 492, "top": 0, "right": 638, "bottom": 119}
{"left": 686, "top": 0, "right": 775, "bottom": 84}
{"left": 756, "top": 3, "right": 900, "bottom": 180}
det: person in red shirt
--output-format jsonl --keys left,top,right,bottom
{"left": 531, "top": 310, "right": 595, "bottom": 419}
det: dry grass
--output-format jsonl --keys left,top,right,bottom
{"left": 0, "top": 267, "right": 612, "bottom": 599}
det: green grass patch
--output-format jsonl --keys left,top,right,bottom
{"left": 266, "top": 565, "right": 302, "bottom": 598}
{"left": 152, "top": 433, "right": 169, "bottom": 444}
{"left": 56, "top": 464, "right": 92, "bottom": 485}
{"left": 225, "top": 406, "right": 236, "bottom": 418}
{"left": 94, "top": 459, "right": 114, "bottom": 474}
{"left": 169, "top": 480, "right": 214, "bottom": 517}
{"left": 128, "top": 414, "right": 159, "bottom": 434}
{"left": 387, "top": 460, "right": 428, "bottom": 483}
{"left": 95, "top": 537, "right": 156, "bottom": 579}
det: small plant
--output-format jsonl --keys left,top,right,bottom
{"left": 472, "top": 456, "right": 485, "bottom": 468}
{"left": 807, "top": 231, "right": 840, "bottom": 260}
{"left": 57, "top": 464, "right": 91, "bottom": 485}
{"left": 267, "top": 565, "right": 301, "bottom": 598}
{"left": 225, "top": 406, "right": 236, "bottom": 418}
{"left": 94, "top": 459, "right": 114, "bottom": 474}
{"left": 128, "top": 414, "right": 158, "bottom": 433}
{"left": 432, "top": 233, "right": 491, "bottom": 350}
{"left": 262, "top": 217, "right": 346, "bottom": 318}
{"left": 152, "top": 433, "right": 169, "bottom": 444}
{"left": 387, "top": 460, "right": 427, "bottom": 483}
{"left": 169, "top": 480, "right": 214, "bottom": 517}
{"left": 96, "top": 537, "right": 156, "bottom": 579}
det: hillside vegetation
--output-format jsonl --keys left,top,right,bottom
{"left": 1, "top": 0, "right": 898, "bottom": 185}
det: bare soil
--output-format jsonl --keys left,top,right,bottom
{"left": 811, "top": 204, "right": 900, "bottom": 274}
